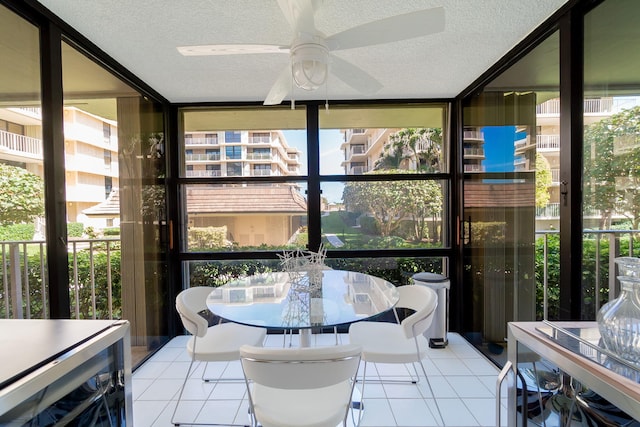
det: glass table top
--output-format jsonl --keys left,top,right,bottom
{"left": 536, "top": 321, "right": 640, "bottom": 383}
{"left": 206, "top": 270, "right": 399, "bottom": 330}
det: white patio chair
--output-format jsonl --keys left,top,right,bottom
{"left": 348, "top": 284, "right": 444, "bottom": 425}
{"left": 171, "top": 286, "right": 267, "bottom": 427}
{"left": 240, "top": 343, "right": 362, "bottom": 427}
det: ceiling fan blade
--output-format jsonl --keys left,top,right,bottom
{"left": 277, "top": 0, "right": 317, "bottom": 34}
{"left": 177, "top": 44, "right": 288, "bottom": 56}
{"left": 263, "top": 66, "right": 292, "bottom": 105}
{"left": 330, "top": 55, "right": 382, "bottom": 95}
{"left": 326, "top": 7, "right": 445, "bottom": 51}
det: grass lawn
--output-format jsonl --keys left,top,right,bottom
{"left": 321, "top": 211, "right": 367, "bottom": 247}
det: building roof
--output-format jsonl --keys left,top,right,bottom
{"left": 82, "top": 189, "right": 120, "bottom": 217}
{"left": 84, "top": 186, "right": 308, "bottom": 217}
{"left": 186, "top": 186, "right": 307, "bottom": 214}
{"left": 464, "top": 181, "right": 535, "bottom": 208}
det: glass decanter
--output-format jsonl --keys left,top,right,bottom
{"left": 597, "top": 257, "right": 640, "bottom": 366}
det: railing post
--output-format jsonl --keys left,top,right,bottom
{"left": 9, "top": 243, "right": 23, "bottom": 319}
{"left": 595, "top": 234, "right": 601, "bottom": 310}
{"left": 22, "top": 242, "right": 30, "bottom": 319}
{"left": 543, "top": 233, "right": 548, "bottom": 320}
{"left": 608, "top": 233, "right": 620, "bottom": 300}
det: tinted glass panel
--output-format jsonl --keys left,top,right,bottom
{"left": 582, "top": 0, "right": 640, "bottom": 319}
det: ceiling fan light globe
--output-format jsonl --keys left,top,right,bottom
{"left": 291, "top": 43, "right": 328, "bottom": 91}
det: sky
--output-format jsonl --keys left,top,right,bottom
{"left": 482, "top": 126, "right": 516, "bottom": 172}
{"left": 282, "top": 129, "right": 346, "bottom": 203}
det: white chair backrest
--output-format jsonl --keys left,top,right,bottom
{"left": 397, "top": 285, "right": 438, "bottom": 339}
{"left": 240, "top": 344, "right": 361, "bottom": 390}
{"left": 176, "top": 286, "right": 214, "bottom": 338}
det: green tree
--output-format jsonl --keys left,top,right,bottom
{"left": 375, "top": 128, "right": 442, "bottom": 172}
{"left": 343, "top": 176, "right": 406, "bottom": 237}
{"left": 535, "top": 153, "right": 552, "bottom": 208}
{"left": 0, "top": 164, "right": 44, "bottom": 225}
{"left": 342, "top": 170, "right": 442, "bottom": 240}
{"left": 584, "top": 106, "right": 640, "bottom": 229}
{"left": 404, "top": 179, "right": 443, "bottom": 241}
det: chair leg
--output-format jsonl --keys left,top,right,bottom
{"left": 416, "top": 358, "right": 445, "bottom": 426}
{"left": 171, "top": 357, "right": 196, "bottom": 426}
{"left": 354, "top": 360, "right": 368, "bottom": 426}
{"left": 173, "top": 357, "right": 251, "bottom": 426}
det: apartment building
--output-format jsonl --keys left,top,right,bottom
{"left": 184, "top": 130, "right": 301, "bottom": 177}
{"left": 533, "top": 96, "right": 637, "bottom": 229}
{"left": 340, "top": 128, "right": 394, "bottom": 174}
{"left": 0, "top": 107, "right": 119, "bottom": 231}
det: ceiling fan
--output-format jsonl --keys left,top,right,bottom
{"left": 177, "top": 0, "right": 445, "bottom": 105}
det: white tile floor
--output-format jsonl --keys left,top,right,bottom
{"left": 132, "top": 332, "right": 507, "bottom": 427}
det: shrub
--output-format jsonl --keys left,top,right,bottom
{"left": 67, "top": 222, "right": 84, "bottom": 238}
{"left": 103, "top": 227, "right": 121, "bottom": 236}
{"left": 358, "top": 215, "right": 379, "bottom": 235}
{"left": 188, "top": 226, "right": 229, "bottom": 249}
{"left": 0, "top": 224, "right": 35, "bottom": 241}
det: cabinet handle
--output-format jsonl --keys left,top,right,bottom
{"left": 496, "top": 360, "right": 513, "bottom": 427}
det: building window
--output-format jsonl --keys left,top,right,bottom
{"left": 104, "top": 176, "right": 112, "bottom": 199}
{"left": 253, "top": 164, "right": 270, "bottom": 176}
{"left": 103, "top": 122, "right": 111, "bottom": 143}
{"left": 205, "top": 149, "right": 220, "bottom": 160}
{"left": 250, "top": 132, "right": 270, "bottom": 144}
{"left": 104, "top": 149, "right": 111, "bottom": 168}
{"left": 206, "top": 164, "right": 221, "bottom": 177}
{"left": 205, "top": 133, "right": 218, "bottom": 144}
{"left": 225, "top": 131, "right": 241, "bottom": 143}
{"left": 227, "top": 162, "right": 242, "bottom": 176}
{"left": 225, "top": 146, "right": 242, "bottom": 159}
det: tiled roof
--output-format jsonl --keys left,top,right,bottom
{"left": 84, "top": 186, "right": 307, "bottom": 216}
{"left": 464, "top": 181, "right": 535, "bottom": 208}
{"left": 82, "top": 189, "right": 120, "bottom": 216}
{"left": 186, "top": 186, "right": 307, "bottom": 214}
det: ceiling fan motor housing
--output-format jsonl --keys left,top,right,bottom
{"left": 290, "top": 35, "right": 329, "bottom": 91}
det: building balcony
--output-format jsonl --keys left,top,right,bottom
{"left": 251, "top": 169, "right": 272, "bottom": 176}
{"left": 343, "top": 128, "right": 368, "bottom": 144}
{"left": 0, "top": 129, "right": 42, "bottom": 161}
{"left": 349, "top": 165, "right": 367, "bottom": 175}
{"left": 185, "top": 136, "right": 219, "bottom": 146}
{"left": 463, "top": 147, "right": 485, "bottom": 158}
{"left": 463, "top": 129, "right": 484, "bottom": 140}
{"left": 536, "top": 134, "right": 560, "bottom": 151}
{"left": 246, "top": 152, "right": 272, "bottom": 160}
{"left": 185, "top": 169, "right": 222, "bottom": 177}
{"left": 248, "top": 135, "right": 271, "bottom": 144}
{"left": 185, "top": 153, "right": 221, "bottom": 161}
{"left": 536, "top": 97, "right": 615, "bottom": 115}
{"left": 463, "top": 164, "right": 484, "bottom": 172}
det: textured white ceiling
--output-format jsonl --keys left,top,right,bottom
{"left": 35, "top": 0, "right": 569, "bottom": 104}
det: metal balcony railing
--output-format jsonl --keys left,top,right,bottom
{"left": 2, "top": 229, "right": 638, "bottom": 324}
{"left": 1, "top": 238, "right": 121, "bottom": 320}
{"left": 185, "top": 136, "right": 218, "bottom": 145}
{"left": 535, "top": 229, "right": 639, "bottom": 320}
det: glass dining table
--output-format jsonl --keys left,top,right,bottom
{"left": 206, "top": 269, "right": 399, "bottom": 347}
